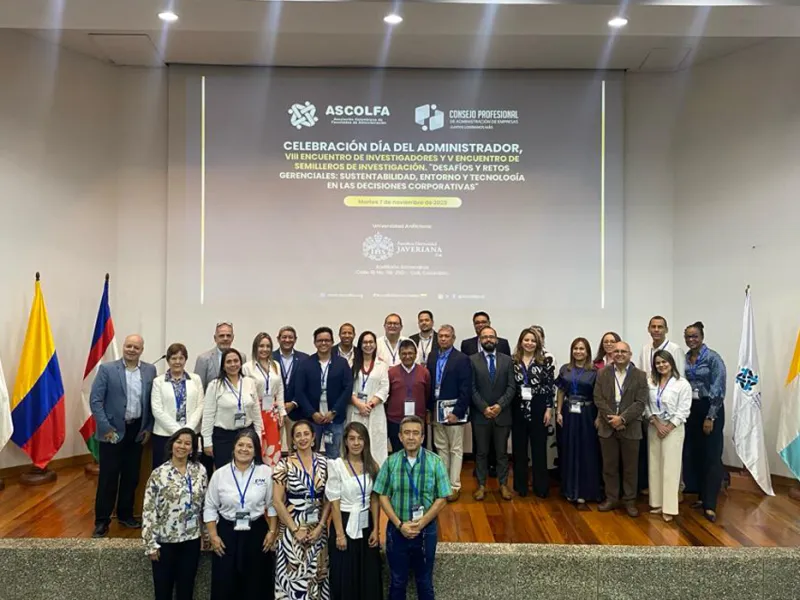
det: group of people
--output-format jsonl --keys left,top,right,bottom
{"left": 87, "top": 310, "right": 728, "bottom": 600}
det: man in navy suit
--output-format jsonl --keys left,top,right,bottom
{"left": 294, "top": 327, "right": 353, "bottom": 459}
{"left": 427, "top": 325, "right": 472, "bottom": 502}
{"left": 273, "top": 326, "right": 309, "bottom": 419}
{"left": 90, "top": 334, "right": 156, "bottom": 538}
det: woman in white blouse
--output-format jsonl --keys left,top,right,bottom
{"left": 204, "top": 429, "right": 278, "bottom": 600}
{"left": 348, "top": 331, "right": 390, "bottom": 465}
{"left": 150, "top": 343, "right": 205, "bottom": 469}
{"left": 326, "top": 422, "right": 382, "bottom": 600}
{"left": 203, "top": 348, "right": 263, "bottom": 470}
{"left": 243, "top": 333, "right": 285, "bottom": 466}
{"left": 142, "top": 427, "right": 208, "bottom": 600}
{"left": 646, "top": 350, "right": 692, "bottom": 522}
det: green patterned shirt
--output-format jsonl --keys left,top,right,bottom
{"left": 373, "top": 448, "right": 451, "bottom": 522}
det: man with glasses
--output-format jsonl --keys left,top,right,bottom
{"left": 377, "top": 313, "right": 411, "bottom": 367}
{"left": 194, "top": 322, "right": 244, "bottom": 391}
{"left": 294, "top": 326, "right": 353, "bottom": 458}
{"left": 594, "top": 341, "right": 649, "bottom": 517}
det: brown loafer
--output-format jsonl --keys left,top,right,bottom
{"left": 473, "top": 486, "right": 486, "bottom": 501}
{"left": 500, "top": 485, "right": 513, "bottom": 501}
{"left": 447, "top": 490, "right": 460, "bottom": 503}
{"left": 598, "top": 500, "right": 619, "bottom": 512}
{"left": 625, "top": 504, "right": 640, "bottom": 518}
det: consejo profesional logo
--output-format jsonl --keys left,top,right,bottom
{"left": 415, "top": 103, "right": 444, "bottom": 132}
{"left": 288, "top": 101, "right": 319, "bottom": 129}
{"left": 362, "top": 233, "right": 395, "bottom": 261}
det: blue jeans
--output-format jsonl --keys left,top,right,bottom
{"left": 386, "top": 520, "right": 437, "bottom": 600}
{"left": 313, "top": 421, "right": 344, "bottom": 459}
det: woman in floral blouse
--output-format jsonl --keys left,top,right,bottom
{"left": 142, "top": 427, "right": 208, "bottom": 600}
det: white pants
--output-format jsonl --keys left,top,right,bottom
{"left": 433, "top": 423, "right": 465, "bottom": 491}
{"left": 648, "top": 423, "right": 686, "bottom": 516}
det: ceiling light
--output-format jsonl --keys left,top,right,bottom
{"left": 608, "top": 16, "right": 628, "bottom": 28}
{"left": 158, "top": 11, "right": 179, "bottom": 23}
{"left": 384, "top": 14, "right": 403, "bottom": 25}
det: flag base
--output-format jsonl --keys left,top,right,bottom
{"left": 19, "top": 467, "right": 57, "bottom": 486}
{"left": 84, "top": 461, "right": 100, "bottom": 476}
{"left": 0, "top": 478, "right": 4, "bottom": 491}
{"left": 789, "top": 486, "right": 800, "bottom": 502}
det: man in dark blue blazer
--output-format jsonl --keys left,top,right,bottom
{"left": 89, "top": 334, "right": 156, "bottom": 538}
{"left": 294, "top": 326, "right": 353, "bottom": 459}
{"left": 459, "top": 311, "right": 511, "bottom": 356}
{"left": 427, "top": 325, "right": 472, "bottom": 502}
{"left": 273, "top": 325, "right": 310, "bottom": 420}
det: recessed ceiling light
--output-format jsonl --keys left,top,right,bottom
{"left": 158, "top": 11, "right": 179, "bottom": 23}
{"left": 608, "top": 16, "right": 628, "bottom": 28}
{"left": 384, "top": 14, "right": 403, "bottom": 25}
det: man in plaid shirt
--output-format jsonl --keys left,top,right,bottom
{"left": 374, "top": 415, "right": 451, "bottom": 600}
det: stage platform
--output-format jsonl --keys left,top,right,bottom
{"left": 1, "top": 461, "right": 798, "bottom": 546}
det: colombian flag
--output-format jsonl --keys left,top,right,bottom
{"left": 10, "top": 275, "right": 66, "bottom": 469}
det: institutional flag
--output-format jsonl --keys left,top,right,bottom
{"left": 10, "top": 275, "right": 66, "bottom": 469}
{"left": 79, "top": 276, "right": 118, "bottom": 461}
{"left": 732, "top": 289, "right": 774, "bottom": 495}
{"left": 0, "top": 355, "right": 12, "bottom": 450}
{"left": 777, "top": 329, "right": 800, "bottom": 479}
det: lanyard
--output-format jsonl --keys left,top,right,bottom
{"left": 255, "top": 363, "right": 271, "bottom": 398}
{"left": 320, "top": 360, "right": 331, "bottom": 390}
{"left": 687, "top": 346, "right": 708, "bottom": 380}
{"left": 402, "top": 366, "right": 416, "bottom": 398}
{"left": 384, "top": 339, "right": 399, "bottom": 364}
{"left": 224, "top": 378, "right": 243, "bottom": 412}
{"left": 419, "top": 337, "right": 433, "bottom": 362}
{"left": 403, "top": 449, "right": 426, "bottom": 509}
{"left": 279, "top": 353, "right": 295, "bottom": 386}
{"left": 436, "top": 350, "right": 451, "bottom": 387}
{"left": 360, "top": 361, "right": 375, "bottom": 392}
{"left": 298, "top": 454, "right": 317, "bottom": 501}
{"left": 571, "top": 368, "right": 585, "bottom": 396}
{"left": 650, "top": 340, "right": 670, "bottom": 365}
{"left": 656, "top": 378, "right": 670, "bottom": 411}
{"left": 347, "top": 459, "right": 368, "bottom": 508}
{"left": 614, "top": 364, "right": 631, "bottom": 397}
{"left": 521, "top": 358, "right": 533, "bottom": 386}
{"left": 231, "top": 462, "right": 255, "bottom": 509}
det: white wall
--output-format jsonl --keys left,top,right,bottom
{"left": 672, "top": 38, "right": 800, "bottom": 478}
{"left": 0, "top": 31, "right": 167, "bottom": 468}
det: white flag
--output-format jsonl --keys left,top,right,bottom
{"left": 732, "top": 289, "right": 774, "bottom": 495}
{"left": 0, "top": 355, "right": 12, "bottom": 449}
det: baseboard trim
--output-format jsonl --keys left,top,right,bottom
{"left": 0, "top": 454, "right": 94, "bottom": 480}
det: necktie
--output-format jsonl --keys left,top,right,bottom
{"left": 488, "top": 354, "right": 496, "bottom": 382}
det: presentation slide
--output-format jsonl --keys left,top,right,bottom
{"left": 166, "top": 68, "right": 623, "bottom": 356}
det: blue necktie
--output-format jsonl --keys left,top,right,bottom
{"left": 488, "top": 354, "right": 496, "bottom": 382}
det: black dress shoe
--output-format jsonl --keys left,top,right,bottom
{"left": 118, "top": 518, "right": 142, "bottom": 529}
{"left": 92, "top": 523, "right": 109, "bottom": 538}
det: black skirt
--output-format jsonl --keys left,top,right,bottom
{"left": 328, "top": 511, "right": 383, "bottom": 600}
{"left": 212, "top": 516, "right": 274, "bottom": 600}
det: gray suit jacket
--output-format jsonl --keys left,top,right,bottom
{"left": 470, "top": 352, "right": 516, "bottom": 427}
{"left": 89, "top": 359, "right": 156, "bottom": 442}
{"left": 194, "top": 347, "right": 247, "bottom": 391}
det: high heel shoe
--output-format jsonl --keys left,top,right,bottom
{"left": 650, "top": 508, "right": 662, "bottom": 515}
{"left": 704, "top": 510, "right": 717, "bottom": 523}
{"left": 662, "top": 514, "right": 674, "bottom": 523}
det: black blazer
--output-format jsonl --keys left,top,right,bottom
{"left": 425, "top": 348, "right": 472, "bottom": 420}
{"left": 410, "top": 332, "right": 439, "bottom": 362}
{"left": 294, "top": 354, "right": 353, "bottom": 424}
{"left": 272, "top": 350, "right": 309, "bottom": 403}
{"left": 460, "top": 336, "right": 511, "bottom": 357}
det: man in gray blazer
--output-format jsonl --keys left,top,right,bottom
{"left": 194, "top": 321, "right": 244, "bottom": 391}
{"left": 89, "top": 334, "right": 156, "bottom": 538}
{"left": 470, "top": 327, "right": 516, "bottom": 501}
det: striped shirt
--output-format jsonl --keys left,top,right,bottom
{"left": 373, "top": 448, "right": 451, "bottom": 522}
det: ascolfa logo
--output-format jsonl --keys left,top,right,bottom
{"left": 326, "top": 105, "right": 391, "bottom": 117}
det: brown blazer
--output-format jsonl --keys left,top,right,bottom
{"left": 593, "top": 364, "right": 649, "bottom": 439}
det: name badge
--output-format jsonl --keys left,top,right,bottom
{"left": 569, "top": 402, "right": 582, "bottom": 414}
{"left": 411, "top": 505, "right": 424, "bottom": 521}
{"left": 234, "top": 511, "right": 251, "bottom": 531}
{"left": 233, "top": 412, "right": 247, "bottom": 429}
{"left": 692, "top": 385, "right": 700, "bottom": 400}
{"left": 404, "top": 400, "right": 416, "bottom": 416}
{"left": 323, "top": 431, "right": 334, "bottom": 446}
{"left": 358, "top": 507, "right": 369, "bottom": 530}
{"left": 521, "top": 386, "right": 533, "bottom": 401}
{"left": 434, "top": 385, "right": 441, "bottom": 400}
{"left": 357, "top": 392, "right": 368, "bottom": 401}
{"left": 305, "top": 507, "right": 320, "bottom": 525}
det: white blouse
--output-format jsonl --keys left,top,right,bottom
{"left": 203, "top": 461, "right": 277, "bottom": 523}
{"left": 201, "top": 377, "right": 263, "bottom": 441}
{"left": 638, "top": 341, "right": 686, "bottom": 377}
{"left": 645, "top": 376, "right": 693, "bottom": 427}
{"left": 353, "top": 360, "right": 390, "bottom": 404}
{"left": 242, "top": 361, "right": 286, "bottom": 416}
{"left": 325, "top": 457, "right": 374, "bottom": 539}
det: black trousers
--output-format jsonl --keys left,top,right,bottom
{"left": 212, "top": 426, "right": 253, "bottom": 470}
{"left": 212, "top": 517, "right": 274, "bottom": 600}
{"left": 151, "top": 538, "right": 201, "bottom": 600}
{"left": 95, "top": 418, "right": 142, "bottom": 524}
{"left": 512, "top": 399, "right": 549, "bottom": 497}
{"left": 151, "top": 433, "right": 170, "bottom": 470}
{"left": 685, "top": 398, "right": 725, "bottom": 511}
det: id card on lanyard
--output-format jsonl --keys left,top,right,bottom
{"left": 225, "top": 379, "right": 246, "bottom": 428}
{"left": 656, "top": 378, "right": 671, "bottom": 419}
{"left": 435, "top": 352, "right": 450, "bottom": 400}
{"left": 347, "top": 459, "right": 370, "bottom": 530}
{"left": 403, "top": 367, "right": 417, "bottom": 416}
{"left": 357, "top": 365, "right": 373, "bottom": 401}
{"left": 613, "top": 364, "right": 631, "bottom": 413}
{"left": 298, "top": 454, "right": 320, "bottom": 525}
{"left": 280, "top": 354, "right": 295, "bottom": 388}
{"left": 255, "top": 363, "right": 271, "bottom": 407}
{"left": 521, "top": 360, "right": 533, "bottom": 401}
{"left": 404, "top": 450, "right": 426, "bottom": 521}
{"left": 231, "top": 463, "right": 255, "bottom": 530}
{"left": 569, "top": 368, "right": 585, "bottom": 413}
{"left": 320, "top": 361, "right": 331, "bottom": 411}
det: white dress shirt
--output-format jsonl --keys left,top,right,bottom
{"left": 325, "top": 457, "right": 374, "bottom": 539}
{"left": 242, "top": 361, "right": 286, "bottom": 416}
{"left": 638, "top": 340, "right": 686, "bottom": 377}
{"left": 645, "top": 376, "right": 693, "bottom": 427}
{"left": 376, "top": 336, "right": 411, "bottom": 367}
{"left": 150, "top": 371, "right": 205, "bottom": 436}
{"left": 203, "top": 461, "right": 277, "bottom": 523}
{"left": 202, "top": 377, "right": 263, "bottom": 441}
{"left": 415, "top": 334, "right": 435, "bottom": 365}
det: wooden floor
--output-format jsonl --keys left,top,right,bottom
{"left": 1, "top": 461, "right": 798, "bottom": 546}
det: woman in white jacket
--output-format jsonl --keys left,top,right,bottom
{"left": 242, "top": 332, "right": 285, "bottom": 466}
{"left": 348, "top": 331, "right": 390, "bottom": 465}
{"left": 150, "top": 343, "right": 205, "bottom": 468}
{"left": 646, "top": 349, "right": 692, "bottom": 522}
